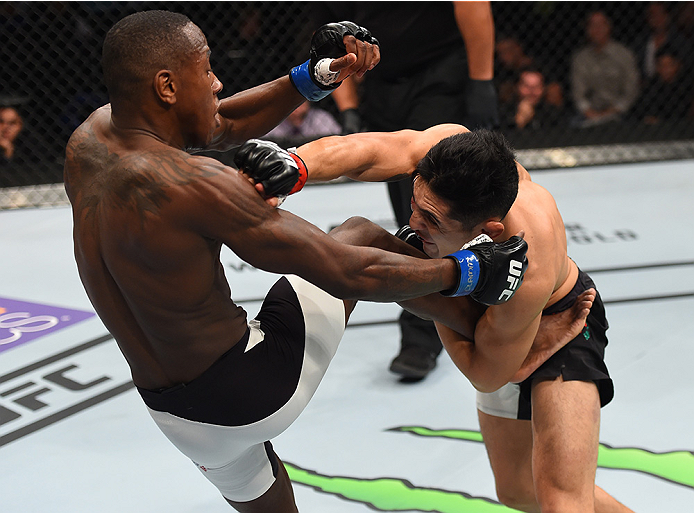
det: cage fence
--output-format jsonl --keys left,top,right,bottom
{"left": 1, "top": 1, "right": 693, "bottom": 210}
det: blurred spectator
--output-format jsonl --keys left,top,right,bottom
{"left": 638, "top": 2, "right": 691, "bottom": 80}
{"left": 263, "top": 102, "right": 341, "bottom": 142}
{"left": 0, "top": 105, "right": 23, "bottom": 163}
{"left": 501, "top": 68, "right": 567, "bottom": 130}
{"left": 571, "top": 10, "right": 640, "bottom": 127}
{"left": 675, "top": 1, "right": 694, "bottom": 43}
{"left": 0, "top": 104, "right": 50, "bottom": 187}
{"left": 634, "top": 46, "right": 694, "bottom": 125}
{"left": 495, "top": 35, "right": 534, "bottom": 104}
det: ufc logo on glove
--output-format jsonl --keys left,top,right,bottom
{"left": 498, "top": 260, "right": 524, "bottom": 302}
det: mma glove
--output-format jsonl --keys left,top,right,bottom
{"left": 234, "top": 139, "right": 308, "bottom": 198}
{"left": 394, "top": 225, "right": 424, "bottom": 253}
{"left": 396, "top": 226, "right": 528, "bottom": 306}
{"left": 290, "top": 21, "right": 379, "bottom": 101}
{"left": 444, "top": 234, "right": 528, "bottom": 305}
{"left": 465, "top": 79, "right": 500, "bottom": 130}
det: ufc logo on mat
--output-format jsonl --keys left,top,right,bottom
{"left": 497, "top": 260, "right": 524, "bottom": 302}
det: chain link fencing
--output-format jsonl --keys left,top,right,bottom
{"left": 2, "top": 1, "right": 693, "bottom": 209}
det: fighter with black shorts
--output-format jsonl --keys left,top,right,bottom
{"left": 477, "top": 270, "right": 613, "bottom": 420}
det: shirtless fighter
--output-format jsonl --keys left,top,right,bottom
{"left": 64, "top": 11, "right": 528, "bottom": 513}
{"left": 237, "top": 124, "right": 633, "bottom": 512}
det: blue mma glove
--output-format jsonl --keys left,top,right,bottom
{"left": 234, "top": 140, "right": 308, "bottom": 198}
{"left": 290, "top": 21, "right": 379, "bottom": 101}
{"left": 443, "top": 234, "right": 528, "bottom": 305}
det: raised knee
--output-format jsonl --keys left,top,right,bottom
{"left": 329, "top": 216, "right": 382, "bottom": 244}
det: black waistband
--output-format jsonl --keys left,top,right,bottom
{"left": 136, "top": 327, "right": 250, "bottom": 414}
{"left": 543, "top": 270, "right": 595, "bottom": 316}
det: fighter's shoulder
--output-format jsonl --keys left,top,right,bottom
{"left": 73, "top": 104, "right": 111, "bottom": 134}
{"left": 156, "top": 152, "right": 253, "bottom": 207}
{"left": 66, "top": 105, "right": 109, "bottom": 147}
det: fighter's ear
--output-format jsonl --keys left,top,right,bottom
{"left": 480, "top": 219, "right": 504, "bottom": 239}
{"left": 154, "top": 70, "right": 177, "bottom": 105}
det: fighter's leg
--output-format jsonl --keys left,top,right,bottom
{"left": 594, "top": 486, "right": 634, "bottom": 512}
{"left": 328, "top": 216, "right": 423, "bottom": 323}
{"left": 225, "top": 450, "right": 298, "bottom": 513}
{"left": 530, "top": 376, "right": 601, "bottom": 512}
{"left": 185, "top": 273, "right": 348, "bottom": 512}
{"left": 328, "top": 216, "right": 486, "bottom": 337}
{"left": 329, "top": 216, "right": 424, "bottom": 256}
{"left": 478, "top": 410, "right": 538, "bottom": 512}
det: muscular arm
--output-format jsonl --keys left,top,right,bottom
{"left": 329, "top": 217, "right": 484, "bottom": 336}
{"left": 208, "top": 35, "right": 380, "bottom": 151}
{"left": 208, "top": 77, "right": 305, "bottom": 151}
{"left": 437, "top": 257, "right": 554, "bottom": 392}
{"left": 329, "top": 218, "right": 592, "bottom": 390}
{"left": 295, "top": 124, "right": 468, "bottom": 183}
{"left": 184, "top": 158, "right": 459, "bottom": 302}
{"left": 453, "top": 1, "right": 495, "bottom": 80}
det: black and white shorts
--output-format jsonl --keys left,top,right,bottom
{"left": 136, "top": 275, "right": 346, "bottom": 502}
{"left": 476, "top": 270, "right": 614, "bottom": 421}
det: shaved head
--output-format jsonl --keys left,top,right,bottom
{"left": 102, "top": 10, "right": 202, "bottom": 100}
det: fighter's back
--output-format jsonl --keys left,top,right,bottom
{"left": 64, "top": 106, "right": 248, "bottom": 389}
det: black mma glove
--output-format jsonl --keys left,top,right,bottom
{"left": 442, "top": 234, "right": 528, "bottom": 305}
{"left": 397, "top": 226, "right": 528, "bottom": 305}
{"left": 289, "top": 21, "right": 379, "bottom": 101}
{"left": 465, "top": 79, "right": 500, "bottom": 130}
{"left": 234, "top": 140, "right": 308, "bottom": 198}
{"left": 395, "top": 225, "right": 424, "bottom": 252}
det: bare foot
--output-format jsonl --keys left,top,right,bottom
{"left": 511, "top": 288, "right": 596, "bottom": 383}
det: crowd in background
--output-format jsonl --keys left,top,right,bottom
{"left": 2, "top": 1, "right": 694, "bottom": 187}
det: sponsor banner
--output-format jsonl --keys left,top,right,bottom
{"left": 0, "top": 298, "right": 94, "bottom": 354}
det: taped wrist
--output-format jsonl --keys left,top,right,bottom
{"left": 289, "top": 59, "right": 338, "bottom": 102}
{"left": 441, "top": 250, "right": 481, "bottom": 297}
{"left": 440, "top": 234, "right": 493, "bottom": 297}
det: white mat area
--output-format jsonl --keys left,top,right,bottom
{"left": 1, "top": 160, "right": 693, "bottom": 512}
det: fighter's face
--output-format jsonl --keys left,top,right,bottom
{"left": 408, "top": 177, "right": 476, "bottom": 258}
{"left": 177, "top": 25, "right": 223, "bottom": 149}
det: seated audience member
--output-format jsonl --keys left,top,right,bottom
{"left": 264, "top": 102, "right": 342, "bottom": 144}
{"left": 495, "top": 35, "right": 534, "bottom": 104}
{"left": 1, "top": 104, "right": 35, "bottom": 187}
{"left": 0, "top": 104, "right": 58, "bottom": 187}
{"left": 501, "top": 68, "right": 567, "bottom": 130}
{"left": 0, "top": 105, "right": 23, "bottom": 164}
{"left": 571, "top": 10, "right": 640, "bottom": 127}
{"left": 638, "top": 2, "right": 691, "bottom": 80}
{"left": 635, "top": 46, "right": 694, "bottom": 125}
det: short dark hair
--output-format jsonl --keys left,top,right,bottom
{"left": 102, "top": 10, "right": 195, "bottom": 100}
{"left": 413, "top": 130, "right": 519, "bottom": 229}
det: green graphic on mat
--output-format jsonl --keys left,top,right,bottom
{"left": 393, "top": 426, "right": 694, "bottom": 489}
{"left": 286, "top": 426, "right": 693, "bottom": 512}
{"left": 285, "top": 462, "right": 514, "bottom": 512}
